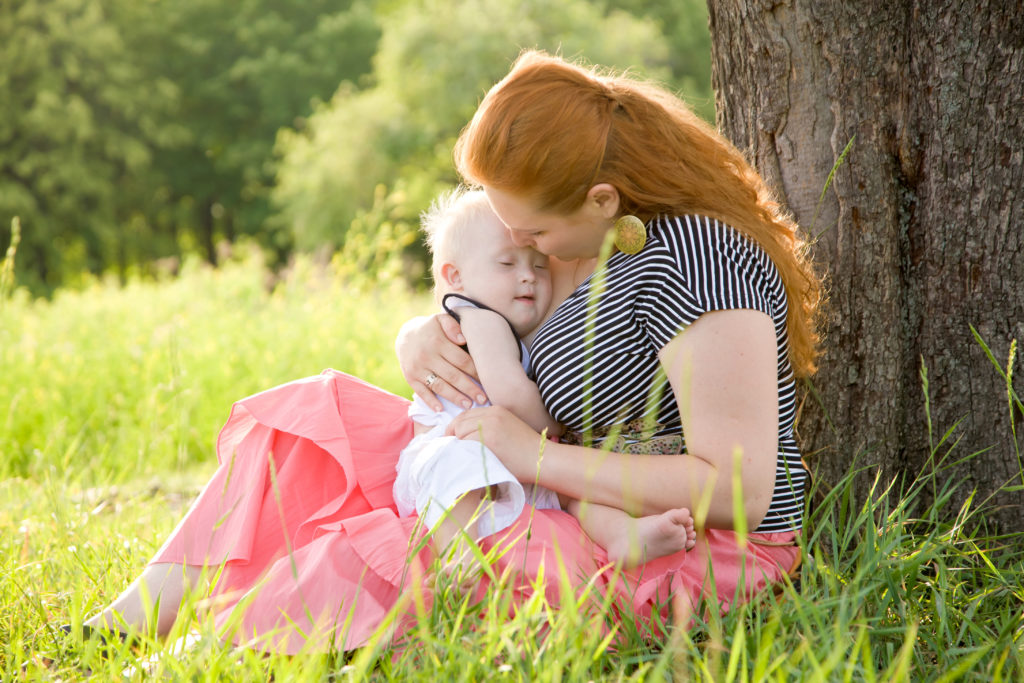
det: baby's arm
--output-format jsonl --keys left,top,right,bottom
{"left": 458, "top": 308, "right": 562, "bottom": 436}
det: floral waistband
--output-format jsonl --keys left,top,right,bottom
{"left": 561, "top": 419, "right": 683, "bottom": 455}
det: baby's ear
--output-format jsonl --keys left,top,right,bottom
{"left": 440, "top": 262, "right": 463, "bottom": 291}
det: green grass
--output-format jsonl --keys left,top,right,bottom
{"left": 0, "top": 248, "right": 414, "bottom": 484}
{"left": 2, "top": 256, "right": 1022, "bottom": 681}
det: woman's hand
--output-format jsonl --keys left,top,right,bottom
{"left": 446, "top": 406, "right": 546, "bottom": 481}
{"left": 395, "top": 314, "right": 483, "bottom": 411}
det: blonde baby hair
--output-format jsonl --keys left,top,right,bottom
{"left": 421, "top": 186, "right": 495, "bottom": 303}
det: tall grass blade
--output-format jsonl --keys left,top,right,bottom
{"left": 969, "top": 325, "right": 1023, "bottom": 485}
{"left": 810, "top": 136, "right": 855, "bottom": 241}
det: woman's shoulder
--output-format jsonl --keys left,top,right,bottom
{"left": 649, "top": 214, "right": 778, "bottom": 280}
{"left": 639, "top": 214, "right": 785, "bottom": 319}
{"left": 650, "top": 214, "right": 758, "bottom": 253}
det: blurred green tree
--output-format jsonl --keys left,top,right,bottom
{"left": 1, "top": 0, "right": 714, "bottom": 293}
{"left": 137, "top": 0, "right": 381, "bottom": 265}
{"left": 0, "top": 0, "right": 381, "bottom": 294}
{"left": 0, "top": 0, "right": 179, "bottom": 292}
{"left": 602, "top": 0, "right": 714, "bottom": 120}
{"left": 272, "top": 0, "right": 674, "bottom": 282}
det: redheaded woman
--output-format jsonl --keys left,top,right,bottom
{"left": 78, "top": 51, "right": 822, "bottom": 653}
{"left": 400, "top": 49, "right": 822, "bottom": 624}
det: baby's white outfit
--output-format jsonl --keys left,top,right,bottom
{"left": 392, "top": 297, "right": 560, "bottom": 537}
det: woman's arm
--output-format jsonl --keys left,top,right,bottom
{"left": 447, "top": 309, "right": 779, "bottom": 529}
{"left": 395, "top": 314, "right": 484, "bottom": 410}
{"left": 458, "top": 308, "right": 563, "bottom": 435}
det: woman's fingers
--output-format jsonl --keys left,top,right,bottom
{"left": 446, "top": 407, "right": 489, "bottom": 439}
{"left": 435, "top": 344, "right": 484, "bottom": 406}
{"left": 412, "top": 372, "right": 475, "bottom": 411}
{"left": 409, "top": 342, "right": 482, "bottom": 411}
{"left": 430, "top": 313, "right": 483, "bottom": 406}
{"left": 396, "top": 314, "right": 483, "bottom": 411}
{"left": 446, "top": 407, "right": 539, "bottom": 481}
{"left": 438, "top": 314, "right": 467, "bottom": 346}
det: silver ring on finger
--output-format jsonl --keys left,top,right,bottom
{"left": 424, "top": 372, "right": 439, "bottom": 388}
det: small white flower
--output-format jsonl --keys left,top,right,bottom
{"left": 67, "top": 545, "right": 77, "bottom": 553}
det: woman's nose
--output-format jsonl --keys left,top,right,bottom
{"left": 508, "top": 230, "right": 532, "bottom": 248}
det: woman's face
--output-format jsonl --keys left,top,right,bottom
{"left": 483, "top": 186, "right": 612, "bottom": 262}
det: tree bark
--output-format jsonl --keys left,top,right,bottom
{"left": 707, "top": 0, "right": 1024, "bottom": 530}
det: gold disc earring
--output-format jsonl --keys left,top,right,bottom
{"left": 613, "top": 215, "right": 646, "bottom": 254}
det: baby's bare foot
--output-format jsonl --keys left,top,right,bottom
{"left": 606, "top": 508, "right": 696, "bottom": 568}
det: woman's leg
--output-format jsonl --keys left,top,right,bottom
{"left": 88, "top": 425, "right": 338, "bottom": 638}
{"left": 85, "top": 563, "right": 202, "bottom": 635}
{"left": 82, "top": 372, "right": 415, "bottom": 647}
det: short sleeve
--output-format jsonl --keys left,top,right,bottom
{"left": 640, "top": 215, "right": 779, "bottom": 350}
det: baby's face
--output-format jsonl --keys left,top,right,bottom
{"left": 454, "top": 214, "right": 553, "bottom": 337}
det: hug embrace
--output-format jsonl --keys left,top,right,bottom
{"left": 76, "top": 49, "right": 823, "bottom": 654}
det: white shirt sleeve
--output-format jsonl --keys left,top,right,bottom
{"left": 394, "top": 425, "right": 528, "bottom": 537}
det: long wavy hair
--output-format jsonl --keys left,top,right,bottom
{"left": 455, "top": 50, "right": 823, "bottom": 376}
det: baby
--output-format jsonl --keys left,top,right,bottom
{"left": 393, "top": 187, "right": 696, "bottom": 571}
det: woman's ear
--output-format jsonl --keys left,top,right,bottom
{"left": 586, "top": 183, "right": 621, "bottom": 219}
{"left": 440, "top": 262, "right": 463, "bottom": 292}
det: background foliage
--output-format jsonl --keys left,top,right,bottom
{"left": 1, "top": 0, "right": 713, "bottom": 296}
{"left": 0, "top": 249, "right": 421, "bottom": 483}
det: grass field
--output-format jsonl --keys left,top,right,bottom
{"left": 2, "top": 255, "right": 1022, "bottom": 681}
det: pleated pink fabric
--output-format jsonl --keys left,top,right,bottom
{"left": 152, "top": 370, "right": 799, "bottom": 654}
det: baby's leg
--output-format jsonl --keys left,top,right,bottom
{"left": 431, "top": 489, "right": 483, "bottom": 555}
{"left": 569, "top": 500, "right": 696, "bottom": 569}
{"left": 431, "top": 490, "right": 492, "bottom": 588}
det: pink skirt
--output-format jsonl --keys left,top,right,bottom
{"left": 152, "top": 370, "right": 799, "bottom": 654}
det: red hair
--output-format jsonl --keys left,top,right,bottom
{"left": 455, "top": 50, "right": 823, "bottom": 376}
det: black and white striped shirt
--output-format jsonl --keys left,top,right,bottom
{"left": 530, "top": 215, "right": 807, "bottom": 532}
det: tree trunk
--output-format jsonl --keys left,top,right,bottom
{"left": 707, "top": 0, "right": 1024, "bottom": 530}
